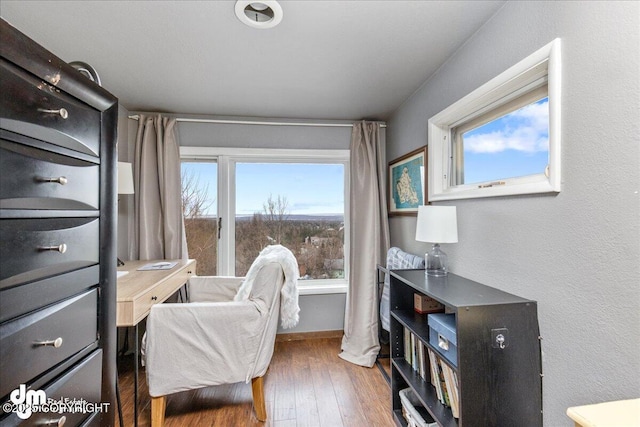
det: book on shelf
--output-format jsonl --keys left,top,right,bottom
{"left": 425, "top": 347, "right": 461, "bottom": 418}
{"left": 404, "top": 327, "right": 411, "bottom": 365}
{"left": 411, "top": 332, "right": 418, "bottom": 372}
{"left": 441, "top": 361, "right": 460, "bottom": 418}
{"left": 437, "top": 358, "right": 450, "bottom": 407}
{"left": 417, "top": 342, "right": 426, "bottom": 380}
{"left": 427, "top": 347, "right": 437, "bottom": 387}
{"left": 403, "top": 326, "right": 432, "bottom": 383}
{"left": 427, "top": 348, "right": 443, "bottom": 402}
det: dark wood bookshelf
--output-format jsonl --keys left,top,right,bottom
{"left": 389, "top": 269, "right": 543, "bottom": 427}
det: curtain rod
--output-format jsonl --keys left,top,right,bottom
{"left": 127, "top": 114, "right": 386, "bottom": 128}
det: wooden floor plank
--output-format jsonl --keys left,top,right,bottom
{"left": 309, "top": 354, "right": 345, "bottom": 427}
{"left": 116, "top": 337, "right": 392, "bottom": 427}
{"left": 272, "top": 341, "right": 297, "bottom": 422}
{"left": 326, "top": 358, "right": 371, "bottom": 426}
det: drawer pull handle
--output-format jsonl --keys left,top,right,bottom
{"left": 38, "top": 107, "right": 69, "bottom": 119}
{"left": 38, "top": 244, "right": 68, "bottom": 254}
{"left": 44, "top": 415, "right": 66, "bottom": 426}
{"left": 151, "top": 296, "right": 158, "bottom": 301}
{"left": 38, "top": 176, "right": 68, "bottom": 185}
{"left": 34, "top": 337, "right": 63, "bottom": 348}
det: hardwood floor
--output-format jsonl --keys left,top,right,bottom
{"left": 116, "top": 337, "right": 393, "bottom": 426}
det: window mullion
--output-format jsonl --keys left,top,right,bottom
{"left": 217, "top": 156, "right": 235, "bottom": 276}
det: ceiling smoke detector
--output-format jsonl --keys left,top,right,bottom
{"left": 235, "top": 1, "right": 283, "bottom": 29}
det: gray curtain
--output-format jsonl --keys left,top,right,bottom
{"left": 339, "top": 121, "right": 390, "bottom": 367}
{"left": 129, "top": 114, "right": 187, "bottom": 261}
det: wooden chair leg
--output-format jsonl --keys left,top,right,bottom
{"left": 151, "top": 395, "right": 166, "bottom": 427}
{"left": 251, "top": 376, "right": 267, "bottom": 422}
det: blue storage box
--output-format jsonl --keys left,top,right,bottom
{"left": 428, "top": 313, "right": 457, "bottom": 367}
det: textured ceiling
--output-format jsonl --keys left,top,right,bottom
{"left": 1, "top": 1, "right": 504, "bottom": 120}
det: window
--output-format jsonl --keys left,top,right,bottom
{"left": 235, "top": 162, "right": 345, "bottom": 279}
{"left": 429, "top": 38, "right": 561, "bottom": 200}
{"left": 181, "top": 161, "right": 218, "bottom": 276}
{"left": 180, "top": 147, "right": 349, "bottom": 293}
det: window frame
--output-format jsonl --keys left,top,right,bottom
{"left": 180, "top": 146, "right": 350, "bottom": 295}
{"left": 428, "top": 38, "right": 561, "bottom": 201}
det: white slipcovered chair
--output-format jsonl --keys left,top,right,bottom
{"left": 144, "top": 245, "right": 300, "bottom": 425}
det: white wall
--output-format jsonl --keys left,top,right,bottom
{"left": 277, "top": 293, "right": 346, "bottom": 334}
{"left": 175, "top": 115, "right": 353, "bottom": 150}
{"left": 387, "top": 1, "right": 640, "bottom": 425}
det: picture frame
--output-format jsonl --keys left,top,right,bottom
{"left": 388, "top": 146, "right": 427, "bottom": 216}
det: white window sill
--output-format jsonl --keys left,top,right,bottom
{"left": 298, "top": 282, "right": 348, "bottom": 295}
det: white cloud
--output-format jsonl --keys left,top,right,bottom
{"left": 464, "top": 100, "right": 549, "bottom": 154}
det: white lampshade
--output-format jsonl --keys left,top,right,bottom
{"left": 117, "top": 162, "right": 134, "bottom": 195}
{"left": 415, "top": 206, "right": 458, "bottom": 243}
{"left": 416, "top": 206, "right": 458, "bottom": 277}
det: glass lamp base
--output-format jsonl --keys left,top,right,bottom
{"left": 425, "top": 243, "right": 449, "bottom": 277}
{"left": 426, "top": 268, "right": 448, "bottom": 277}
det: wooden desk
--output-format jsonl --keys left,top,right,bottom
{"left": 567, "top": 398, "right": 640, "bottom": 427}
{"left": 117, "top": 259, "right": 196, "bottom": 327}
{"left": 116, "top": 258, "right": 195, "bottom": 426}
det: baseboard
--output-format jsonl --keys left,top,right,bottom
{"left": 276, "top": 330, "right": 343, "bottom": 342}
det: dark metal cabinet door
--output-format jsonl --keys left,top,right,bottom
{"left": 0, "top": 290, "right": 98, "bottom": 400}
{"left": 0, "top": 217, "right": 99, "bottom": 289}
{"left": 0, "top": 59, "right": 100, "bottom": 158}
{"left": 0, "top": 139, "right": 99, "bottom": 211}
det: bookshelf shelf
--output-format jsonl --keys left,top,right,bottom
{"left": 393, "top": 358, "right": 457, "bottom": 427}
{"left": 392, "top": 309, "right": 431, "bottom": 338}
{"left": 389, "top": 269, "right": 543, "bottom": 427}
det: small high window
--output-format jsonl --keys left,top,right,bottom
{"left": 429, "top": 39, "right": 561, "bottom": 200}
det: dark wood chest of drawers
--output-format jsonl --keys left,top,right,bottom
{"left": 0, "top": 18, "right": 117, "bottom": 426}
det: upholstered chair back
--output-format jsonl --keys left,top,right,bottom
{"left": 247, "top": 262, "right": 284, "bottom": 379}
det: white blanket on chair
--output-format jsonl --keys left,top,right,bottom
{"left": 234, "top": 244, "right": 300, "bottom": 329}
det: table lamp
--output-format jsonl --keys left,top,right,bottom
{"left": 117, "top": 162, "right": 134, "bottom": 196}
{"left": 117, "top": 162, "right": 134, "bottom": 266}
{"left": 415, "top": 205, "right": 458, "bottom": 277}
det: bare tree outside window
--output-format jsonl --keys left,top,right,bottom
{"left": 236, "top": 193, "right": 344, "bottom": 279}
{"left": 181, "top": 164, "right": 217, "bottom": 276}
{"left": 263, "top": 194, "right": 289, "bottom": 244}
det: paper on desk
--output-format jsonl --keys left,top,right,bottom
{"left": 137, "top": 261, "right": 178, "bottom": 271}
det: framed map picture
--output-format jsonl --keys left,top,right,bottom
{"left": 388, "top": 146, "right": 427, "bottom": 216}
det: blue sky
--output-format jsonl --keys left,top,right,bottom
{"left": 236, "top": 163, "right": 344, "bottom": 215}
{"left": 462, "top": 97, "right": 549, "bottom": 184}
{"left": 181, "top": 162, "right": 344, "bottom": 216}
